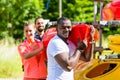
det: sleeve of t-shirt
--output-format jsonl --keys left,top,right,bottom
{"left": 50, "top": 40, "right": 68, "bottom": 57}
{"left": 18, "top": 44, "right": 28, "bottom": 57}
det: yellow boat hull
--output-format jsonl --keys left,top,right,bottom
{"left": 107, "top": 34, "right": 120, "bottom": 52}
{"left": 108, "top": 34, "right": 120, "bottom": 44}
{"left": 74, "top": 59, "right": 120, "bottom": 80}
{"left": 108, "top": 43, "right": 120, "bottom": 53}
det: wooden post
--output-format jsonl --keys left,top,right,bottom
{"left": 59, "top": 0, "right": 62, "bottom": 18}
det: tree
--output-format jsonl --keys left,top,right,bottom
{"left": 43, "top": 0, "right": 94, "bottom": 22}
{"left": 0, "top": 0, "right": 44, "bottom": 40}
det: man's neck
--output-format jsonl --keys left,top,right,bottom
{"left": 57, "top": 35, "right": 68, "bottom": 44}
{"left": 37, "top": 31, "right": 44, "bottom": 37}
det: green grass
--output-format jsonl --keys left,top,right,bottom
{"left": 0, "top": 41, "right": 23, "bottom": 78}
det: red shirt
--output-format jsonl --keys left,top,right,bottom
{"left": 18, "top": 39, "right": 47, "bottom": 79}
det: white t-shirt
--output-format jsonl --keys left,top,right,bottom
{"left": 46, "top": 35, "right": 76, "bottom": 80}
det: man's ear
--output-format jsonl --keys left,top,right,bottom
{"left": 56, "top": 24, "right": 59, "bottom": 32}
{"left": 69, "top": 28, "right": 72, "bottom": 36}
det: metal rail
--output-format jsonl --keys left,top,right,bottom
{"left": 99, "top": 54, "right": 120, "bottom": 60}
{"left": 47, "top": 20, "right": 120, "bottom": 27}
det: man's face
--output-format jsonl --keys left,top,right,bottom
{"left": 35, "top": 18, "right": 45, "bottom": 32}
{"left": 57, "top": 20, "right": 72, "bottom": 39}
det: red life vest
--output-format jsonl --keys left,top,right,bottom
{"left": 42, "top": 24, "right": 99, "bottom": 49}
{"left": 42, "top": 28, "right": 57, "bottom": 48}
{"left": 68, "top": 24, "right": 99, "bottom": 47}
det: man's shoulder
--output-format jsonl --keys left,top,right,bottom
{"left": 49, "top": 35, "right": 60, "bottom": 42}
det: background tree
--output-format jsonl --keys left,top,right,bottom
{"left": 43, "top": 0, "right": 99, "bottom": 22}
{"left": 0, "top": 0, "right": 44, "bottom": 41}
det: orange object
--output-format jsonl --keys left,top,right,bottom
{"left": 102, "top": 0, "right": 120, "bottom": 20}
{"left": 102, "top": 6, "right": 114, "bottom": 20}
{"left": 42, "top": 28, "right": 57, "bottom": 48}
{"left": 68, "top": 24, "right": 99, "bottom": 47}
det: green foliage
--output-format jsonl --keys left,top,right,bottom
{"left": 43, "top": 0, "right": 94, "bottom": 22}
{"left": 43, "top": 0, "right": 58, "bottom": 20}
{"left": 0, "top": 0, "right": 44, "bottom": 40}
{"left": 103, "top": 26, "right": 120, "bottom": 37}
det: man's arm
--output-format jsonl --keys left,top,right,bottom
{"left": 24, "top": 42, "right": 44, "bottom": 59}
{"left": 54, "top": 40, "right": 86, "bottom": 72}
{"left": 79, "top": 25, "right": 95, "bottom": 61}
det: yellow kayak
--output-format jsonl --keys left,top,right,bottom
{"left": 107, "top": 34, "right": 120, "bottom": 52}
{"left": 108, "top": 34, "right": 120, "bottom": 44}
{"left": 108, "top": 43, "right": 120, "bottom": 53}
{"left": 74, "top": 59, "right": 120, "bottom": 80}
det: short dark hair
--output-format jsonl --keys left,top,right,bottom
{"left": 35, "top": 17, "right": 43, "bottom": 24}
{"left": 57, "top": 17, "right": 70, "bottom": 25}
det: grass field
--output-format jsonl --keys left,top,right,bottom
{"left": 0, "top": 40, "right": 23, "bottom": 78}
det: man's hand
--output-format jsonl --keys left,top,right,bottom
{"left": 77, "top": 38, "right": 87, "bottom": 50}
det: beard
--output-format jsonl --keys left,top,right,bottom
{"left": 37, "top": 26, "right": 44, "bottom": 32}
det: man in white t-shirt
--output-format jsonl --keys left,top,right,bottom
{"left": 46, "top": 17, "right": 94, "bottom": 80}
